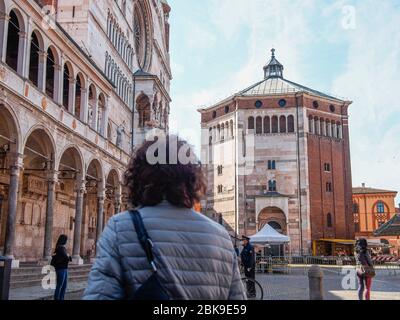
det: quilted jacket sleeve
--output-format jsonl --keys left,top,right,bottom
{"left": 228, "top": 252, "right": 247, "bottom": 300}
{"left": 83, "top": 217, "right": 125, "bottom": 300}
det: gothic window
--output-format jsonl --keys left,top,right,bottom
{"left": 287, "top": 115, "right": 295, "bottom": 133}
{"left": 248, "top": 117, "right": 254, "bottom": 130}
{"left": 353, "top": 202, "right": 359, "bottom": 214}
{"left": 134, "top": 3, "right": 148, "bottom": 69}
{"left": 327, "top": 213, "right": 333, "bottom": 228}
{"left": 122, "top": 0, "right": 127, "bottom": 16}
{"left": 256, "top": 116, "right": 262, "bottom": 134}
{"left": 136, "top": 94, "right": 151, "bottom": 128}
{"left": 271, "top": 116, "right": 278, "bottom": 133}
{"left": 279, "top": 115, "right": 286, "bottom": 133}
{"left": 264, "top": 116, "right": 270, "bottom": 134}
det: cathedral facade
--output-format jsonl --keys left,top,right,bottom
{"left": 0, "top": 0, "right": 171, "bottom": 266}
{"left": 199, "top": 50, "right": 354, "bottom": 256}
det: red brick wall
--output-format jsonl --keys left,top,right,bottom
{"left": 306, "top": 98, "right": 354, "bottom": 241}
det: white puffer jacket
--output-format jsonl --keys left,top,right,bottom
{"left": 83, "top": 201, "right": 246, "bottom": 300}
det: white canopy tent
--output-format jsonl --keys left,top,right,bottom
{"left": 250, "top": 224, "right": 290, "bottom": 245}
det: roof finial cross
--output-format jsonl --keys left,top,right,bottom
{"left": 271, "top": 48, "right": 275, "bottom": 58}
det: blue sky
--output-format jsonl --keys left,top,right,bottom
{"left": 168, "top": 0, "right": 400, "bottom": 204}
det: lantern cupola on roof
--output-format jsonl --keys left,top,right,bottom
{"left": 263, "top": 48, "right": 284, "bottom": 79}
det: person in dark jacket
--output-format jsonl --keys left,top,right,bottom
{"left": 355, "top": 238, "right": 374, "bottom": 300}
{"left": 51, "top": 234, "right": 72, "bottom": 300}
{"left": 240, "top": 236, "right": 256, "bottom": 298}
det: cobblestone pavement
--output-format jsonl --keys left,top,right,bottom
{"left": 9, "top": 281, "right": 87, "bottom": 300}
{"left": 257, "top": 267, "right": 400, "bottom": 300}
{"left": 9, "top": 267, "right": 400, "bottom": 300}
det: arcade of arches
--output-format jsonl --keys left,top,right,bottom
{"left": 0, "top": 106, "right": 128, "bottom": 264}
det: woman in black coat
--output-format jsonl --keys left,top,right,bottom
{"left": 355, "top": 238, "right": 375, "bottom": 300}
{"left": 51, "top": 235, "right": 72, "bottom": 300}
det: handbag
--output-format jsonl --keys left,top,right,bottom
{"left": 127, "top": 210, "right": 170, "bottom": 300}
{"left": 360, "top": 265, "right": 376, "bottom": 278}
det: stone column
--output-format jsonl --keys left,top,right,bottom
{"left": 17, "top": 31, "right": 28, "bottom": 76}
{"left": 53, "top": 63, "right": 62, "bottom": 104}
{"left": 114, "top": 192, "right": 121, "bottom": 215}
{"left": 68, "top": 77, "right": 76, "bottom": 115}
{"left": 42, "top": 170, "right": 58, "bottom": 261}
{"left": 72, "top": 180, "right": 85, "bottom": 264}
{"left": 95, "top": 190, "right": 105, "bottom": 246}
{"left": 4, "top": 154, "right": 23, "bottom": 268}
{"left": 101, "top": 101, "right": 109, "bottom": 137}
{"left": 0, "top": 14, "right": 9, "bottom": 63}
{"left": 92, "top": 96, "right": 99, "bottom": 130}
{"left": 38, "top": 51, "right": 47, "bottom": 92}
{"left": 80, "top": 88, "right": 88, "bottom": 124}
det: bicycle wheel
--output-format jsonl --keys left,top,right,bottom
{"left": 241, "top": 277, "right": 264, "bottom": 300}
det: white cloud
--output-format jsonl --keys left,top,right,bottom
{"left": 331, "top": 0, "right": 400, "bottom": 203}
{"left": 169, "top": 0, "right": 400, "bottom": 203}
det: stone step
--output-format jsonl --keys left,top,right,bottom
{"left": 11, "top": 275, "right": 89, "bottom": 289}
{"left": 11, "top": 264, "right": 92, "bottom": 275}
{"left": 11, "top": 270, "right": 90, "bottom": 282}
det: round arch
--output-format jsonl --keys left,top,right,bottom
{"left": 105, "top": 168, "right": 120, "bottom": 187}
{"left": 86, "top": 158, "right": 104, "bottom": 186}
{"left": 0, "top": 103, "right": 22, "bottom": 153}
{"left": 8, "top": 7, "right": 26, "bottom": 32}
{"left": 257, "top": 206, "right": 287, "bottom": 234}
{"left": 30, "top": 29, "right": 45, "bottom": 51}
{"left": 56, "top": 145, "right": 84, "bottom": 176}
{"left": 22, "top": 126, "right": 56, "bottom": 171}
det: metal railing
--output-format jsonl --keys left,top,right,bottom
{"left": 255, "top": 255, "right": 400, "bottom": 275}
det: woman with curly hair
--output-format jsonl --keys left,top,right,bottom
{"left": 84, "top": 135, "right": 245, "bottom": 300}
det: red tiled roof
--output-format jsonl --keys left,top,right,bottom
{"left": 353, "top": 187, "right": 398, "bottom": 195}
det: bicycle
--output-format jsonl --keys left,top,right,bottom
{"left": 239, "top": 264, "right": 264, "bottom": 300}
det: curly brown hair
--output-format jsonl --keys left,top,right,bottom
{"left": 124, "top": 135, "right": 206, "bottom": 209}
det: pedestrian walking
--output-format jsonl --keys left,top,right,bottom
{"left": 51, "top": 234, "right": 72, "bottom": 300}
{"left": 83, "top": 135, "right": 246, "bottom": 300}
{"left": 240, "top": 236, "right": 256, "bottom": 298}
{"left": 355, "top": 238, "right": 375, "bottom": 300}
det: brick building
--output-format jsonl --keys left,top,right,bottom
{"left": 199, "top": 49, "right": 354, "bottom": 256}
{"left": 0, "top": 0, "right": 172, "bottom": 266}
{"left": 353, "top": 184, "right": 399, "bottom": 255}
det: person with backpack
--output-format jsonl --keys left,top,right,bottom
{"left": 355, "top": 238, "right": 375, "bottom": 300}
{"left": 51, "top": 234, "right": 72, "bottom": 300}
{"left": 83, "top": 135, "right": 246, "bottom": 300}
